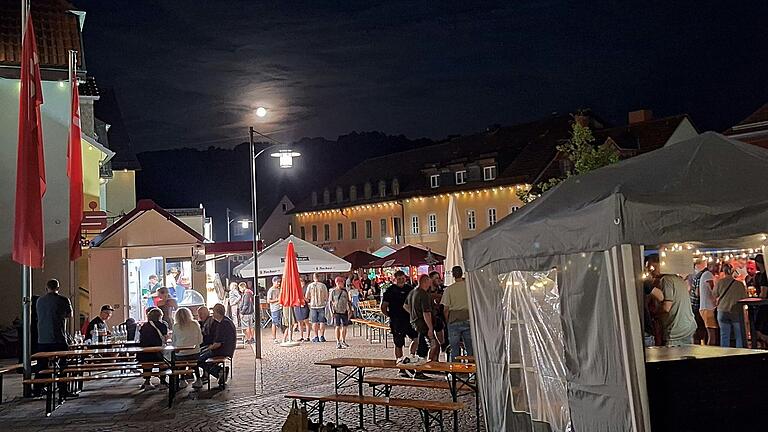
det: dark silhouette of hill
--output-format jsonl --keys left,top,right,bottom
{"left": 136, "top": 131, "right": 434, "bottom": 241}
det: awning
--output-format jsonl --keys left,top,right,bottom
{"left": 233, "top": 235, "right": 351, "bottom": 277}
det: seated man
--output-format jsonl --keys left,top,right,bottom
{"left": 197, "top": 306, "right": 217, "bottom": 348}
{"left": 194, "top": 303, "right": 236, "bottom": 389}
{"left": 86, "top": 304, "right": 114, "bottom": 339}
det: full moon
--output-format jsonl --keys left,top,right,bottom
{"left": 255, "top": 107, "right": 267, "bottom": 118}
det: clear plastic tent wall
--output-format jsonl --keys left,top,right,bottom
{"left": 468, "top": 247, "right": 647, "bottom": 432}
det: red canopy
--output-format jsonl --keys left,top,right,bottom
{"left": 279, "top": 241, "right": 305, "bottom": 307}
{"left": 368, "top": 245, "right": 445, "bottom": 268}
{"left": 342, "top": 250, "right": 378, "bottom": 269}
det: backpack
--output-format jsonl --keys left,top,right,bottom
{"left": 240, "top": 290, "right": 255, "bottom": 315}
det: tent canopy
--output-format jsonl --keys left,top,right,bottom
{"left": 368, "top": 245, "right": 445, "bottom": 268}
{"left": 234, "top": 235, "right": 351, "bottom": 277}
{"left": 465, "top": 132, "right": 768, "bottom": 272}
{"left": 342, "top": 250, "right": 379, "bottom": 269}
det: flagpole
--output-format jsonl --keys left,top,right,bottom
{"left": 20, "top": 0, "right": 32, "bottom": 399}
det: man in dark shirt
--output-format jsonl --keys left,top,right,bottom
{"left": 86, "top": 304, "right": 114, "bottom": 339}
{"left": 197, "top": 306, "right": 218, "bottom": 347}
{"left": 196, "top": 303, "right": 236, "bottom": 389}
{"left": 381, "top": 270, "right": 420, "bottom": 372}
{"left": 35, "top": 279, "right": 75, "bottom": 398}
{"left": 407, "top": 274, "right": 440, "bottom": 361}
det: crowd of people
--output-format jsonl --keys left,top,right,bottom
{"left": 643, "top": 253, "right": 768, "bottom": 348}
{"left": 260, "top": 266, "right": 474, "bottom": 373}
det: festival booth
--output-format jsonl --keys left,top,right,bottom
{"left": 342, "top": 250, "right": 379, "bottom": 270}
{"left": 463, "top": 132, "right": 768, "bottom": 432}
{"left": 88, "top": 200, "right": 209, "bottom": 324}
{"left": 368, "top": 245, "right": 445, "bottom": 282}
{"left": 233, "top": 235, "right": 352, "bottom": 277}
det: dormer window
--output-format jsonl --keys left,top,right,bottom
{"left": 364, "top": 182, "right": 372, "bottom": 199}
{"left": 311, "top": 191, "right": 318, "bottom": 206}
{"left": 336, "top": 186, "right": 343, "bottom": 202}
{"left": 392, "top": 178, "right": 400, "bottom": 196}
{"left": 430, "top": 174, "right": 440, "bottom": 188}
{"left": 323, "top": 188, "right": 330, "bottom": 204}
{"left": 483, "top": 166, "right": 497, "bottom": 181}
{"left": 455, "top": 170, "right": 467, "bottom": 185}
{"left": 378, "top": 180, "right": 386, "bottom": 197}
{"left": 350, "top": 185, "right": 357, "bottom": 201}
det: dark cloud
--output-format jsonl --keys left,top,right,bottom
{"left": 77, "top": 0, "right": 768, "bottom": 152}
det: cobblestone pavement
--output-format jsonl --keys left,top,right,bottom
{"left": 0, "top": 328, "right": 483, "bottom": 431}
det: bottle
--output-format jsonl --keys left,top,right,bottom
{"left": 91, "top": 328, "right": 99, "bottom": 344}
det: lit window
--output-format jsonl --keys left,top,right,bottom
{"left": 428, "top": 213, "right": 437, "bottom": 234}
{"left": 467, "top": 210, "right": 476, "bottom": 231}
{"left": 351, "top": 221, "right": 358, "bottom": 239}
{"left": 455, "top": 170, "right": 467, "bottom": 185}
{"left": 411, "top": 215, "right": 420, "bottom": 235}
{"left": 483, "top": 166, "right": 497, "bottom": 181}
{"left": 337, "top": 223, "right": 343, "bottom": 240}
{"left": 488, "top": 208, "right": 497, "bottom": 226}
{"left": 323, "top": 224, "right": 330, "bottom": 241}
{"left": 365, "top": 220, "right": 372, "bottom": 239}
{"left": 430, "top": 174, "right": 440, "bottom": 188}
{"left": 311, "top": 225, "right": 318, "bottom": 242}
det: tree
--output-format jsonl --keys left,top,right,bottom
{"left": 518, "top": 111, "right": 619, "bottom": 203}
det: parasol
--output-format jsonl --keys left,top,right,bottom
{"left": 279, "top": 241, "right": 304, "bottom": 346}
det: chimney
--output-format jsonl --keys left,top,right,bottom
{"left": 628, "top": 109, "right": 653, "bottom": 124}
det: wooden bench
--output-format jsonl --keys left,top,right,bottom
{"left": 285, "top": 392, "right": 463, "bottom": 431}
{"left": 350, "top": 318, "right": 374, "bottom": 338}
{"left": 24, "top": 369, "right": 195, "bottom": 415}
{"left": 363, "top": 376, "right": 471, "bottom": 422}
{"left": 203, "top": 356, "right": 232, "bottom": 390}
{"left": 454, "top": 355, "right": 474, "bottom": 363}
{"left": 0, "top": 363, "right": 32, "bottom": 405}
{"left": 367, "top": 322, "right": 390, "bottom": 347}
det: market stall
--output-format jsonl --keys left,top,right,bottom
{"left": 342, "top": 250, "right": 379, "bottom": 270}
{"left": 463, "top": 132, "right": 768, "bottom": 432}
{"left": 233, "top": 235, "right": 351, "bottom": 277}
{"left": 368, "top": 244, "right": 445, "bottom": 281}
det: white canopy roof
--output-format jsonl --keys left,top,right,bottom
{"left": 233, "top": 235, "right": 351, "bottom": 278}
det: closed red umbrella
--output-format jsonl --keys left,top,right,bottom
{"left": 279, "top": 241, "right": 304, "bottom": 345}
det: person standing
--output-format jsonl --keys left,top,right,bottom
{"left": 227, "top": 282, "right": 242, "bottom": 328}
{"left": 154, "top": 287, "right": 178, "bottom": 328}
{"left": 330, "top": 276, "right": 352, "bottom": 349}
{"left": 267, "top": 276, "right": 283, "bottom": 344}
{"left": 195, "top": 304, "right": 236, "bottom": 389}
{"left": 239, "top": 283, "right": 256, "bottom": 344}
{"left": 35, "top": 279, "right": 76, "bottom": 398}
{"left": 693, "top": 259, "right": 717, "bottom": 345}
{"left": 293, "top": 278, "right": 311, "bottom": 341}
{"left": 306, "top": 273, "right": 329, "bottom": 342}
{"left": 429, "top": 271, "right": 448, "bottom": 353}
{"left": 361, "top": 273, "right": 373, "bottom": 299}
{"left": 715, "top": 263, "right": 748, "bottom": 348}
{"left": 407, "top": 275, "right": 440, "bottom": 362}
{"left": 382, "top": 270, "right": 420, "bottom": 374}
{"left": 441, "top": 267, "right": 474, "bottom": 361}
{"left": 648, "top": 255, "right": 697, "bottom": 346}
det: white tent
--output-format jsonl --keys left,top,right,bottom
{"left": 463, "top": 132, "right": 768, "bottom": 432}
{"left": 234, "top": 235, "right": 351, "bottom": 277}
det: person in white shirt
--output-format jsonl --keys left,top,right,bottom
{"left": 227, "top": 282, "right": 242, "bottom": 328}
{"left": 172, "top": 307, "right": 203, "bottom": 388}
{"left": 305, "top": 273, "right": 329, "bottom": 342}
{"left": 267, "top": 276, "right": 284, "bottom": 343}
{"left": 691, "top": 259, "right": 716, "bottom": 344}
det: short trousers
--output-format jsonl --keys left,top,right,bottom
{"left": 309, "top": 308, "right": 326, "bottom": 324}
{"left": 391, "top": 322, "right": 418, "bottom": 348}
{"left": 332, "top": 313, "right": 350, "bottom": 327}
{"left": 241, "top": 314, "right": 254, "bottom": 327}
{"left": 294, "top": 305, "right": 310, "bottom": 321}
{"left": 270, "top": 309, "right": 283, "bottom": 328}
{"left": 701, "top": 308, "right": 718, "bottom": 328}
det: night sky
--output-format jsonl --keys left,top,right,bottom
{"left": 77, "top": 1, "right": 768, "bottom": 154}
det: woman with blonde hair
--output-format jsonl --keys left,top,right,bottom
{"left": 172, "top": 307, "right": 203, "bottom": 388}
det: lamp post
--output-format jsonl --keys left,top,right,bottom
{"left": 225, "top": 207, "right": 252, "bottom": 282}
{"left": 248, "top": 125, "right": 300, "bottom": 359}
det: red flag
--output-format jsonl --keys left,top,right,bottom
{"left": 67, "top": 60, "right": 83, "bottom": 260}
{"left": 13, "top": 14, "right": 46, "bottom": 268}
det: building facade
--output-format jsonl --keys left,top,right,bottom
{"left": 292, "top": 110, "right": 699, "bottom": 258}
{"left": 724, "top": 103, "right": 768, "bottom": 148}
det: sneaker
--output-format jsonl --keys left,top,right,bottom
{"left": 311, "top": 337, "right": 320, "bottom": 343}
{"left": 218, "top": 367, "right": 229, "bottom": 386}
{"left": 337, "top": 343, "right": 344, "bottom": 349}
{"left": 396, "top": 357, "right": 411, "bottom": 365}
{"left": 413, "top": 372, "right": 430, "bottom": 380}
{"left": 341, "top": 341, "right": 349, "bottom": 348}
{"left": 399, "top": 370, "right": 411, "bottom": 378}
{"left": 412, "top": 355, "right": 428, "bottom": 365}
{"left": 140, "top": 381, "right": 156, "bottom": 390}
{"left": 319, "top": 336, "right": 327, "bottom": 342}
{"left": 192, "top": 379, "right": 204, "bottom": 389}
{"left": 273, "top": 339, "right": 281, "bottom": 344}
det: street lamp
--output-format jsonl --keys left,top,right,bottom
{"left": 225, "top": 207, "right": 252, "bottom": 280}
{"left": 249, "top": 126, "right": 300, "bottom": 360}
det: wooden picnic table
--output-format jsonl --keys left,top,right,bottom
{"left": 315, "top": 357, "right": 477, "bottom": 432}
{"left": 68, "top": 340, "right": 139, "bottom": 350}
{"left": 32, "top": 345, "right": 196, "bottom": 413}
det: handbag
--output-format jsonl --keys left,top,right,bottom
{"left": 281, "top": 400, "right": 309, "bottom": 432}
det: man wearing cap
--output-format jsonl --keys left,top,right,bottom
{"left": 86, "top": 304, "right": 114, "bottom": 337}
